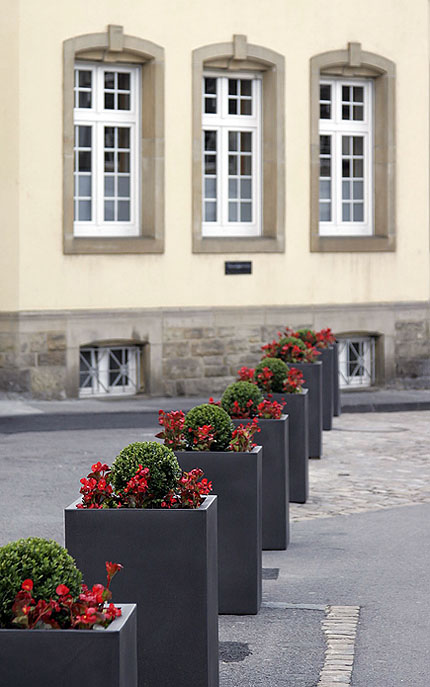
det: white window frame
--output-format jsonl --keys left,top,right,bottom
{"left": 338, "top": 337, "right": 375, "bottom": 389}
{"left": 319, "top": 78, "right": 373, "bottom": 237}
{"left": 79, "top": 345, "right": 140, "bottom": 397}
{"left": 73, "top": 62, "right": 141, "bottom": 238}
{"left": 202, "top": 71, "right": 262, "bottom": 238}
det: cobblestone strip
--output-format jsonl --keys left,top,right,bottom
{"left": 317, "top": 605, "right": 360, "bottom": 687}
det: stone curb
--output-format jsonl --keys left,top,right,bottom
{"left": 317, "top": 605, "right": 360, "bottom": 686}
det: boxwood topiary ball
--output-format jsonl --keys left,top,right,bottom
{"left": 184, "top": 404, "right": 234, "bottom": 451}
{"left": 254, "top": 357, "right": 289, "bottom": 393}
{"left": 276, "top": 336, "right": 308, "bottom": 361}
{"left": 111, "top": 441, "right": 181, "bottom": 502}
{"left": 0, "top": 537, "right": 82, "bottom": 627}
{"left": 221, "top": 381, "right": 263, "bottom": 417}
{"left": 295, "top": 328, "right": 317, "bottom": 345}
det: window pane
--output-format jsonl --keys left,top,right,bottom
{"left": 353, "top": 86, "right": 364, "bottom": 103}
{"left": 353, "top": 106, "right": 363, "bottom": 121}
{"left": 320, "top": 104, "right": 331, "bottom": 119}
{"left": 104, "top": 152, "right": 115, "bottom": 172}
{"left": 320, "top": 136, "right": 331, "bottom": 155}
{"left": 240, "top": 132, "right": 252, "bottom": 152}
{"left": 104, "top": 176, "right": 114, "bottom": 197}
{"left": 228, "top": 100, "right": 237, "bottom": 115}
{"left": 229, "top": 156, "right": 238, "bottom": 175}
{"left": 342, "top": 86, "right": 350, "bottom": 101}
{"left": 118, "top": 177, "right": 130, "bottom": 197}
{"left": 342, "top": 204, "right": 350, "bottom": 221}
{"left": 205, "top": 99, "right": 216, "bottom": 114}
{"left": 205, "top": 178, "right": 217, "bottom": 198}
{"left": 205, "top": 131, "right": 217, "bottom": 151}
{"left": 205, "top": 201, "right": 217, "bottom": 222}
{"left": 342, "top": 180, "right": 351, "bottom": 200}
{"left": 78, "top": 126, "right": 92, "bottom": 147}
{"left": 228, "top": 202, "right": 238, "bottom": 221}
{"left": 78, "top": 70, "right": 92, "bottom": 88}
{"left": 78, "top": 151, "right": 91, "bottom": 172}
{"left": 319, "top": 180, "right": 331, "bottom": 200}
{"left": 104, "top": 72, "right": 115, "bottom": 89}
{"left": 319, "top": 202, "right": 331, "bottom": 221}
{"left": 240, "top": 156, "right": 251, "bottom": 175}
{"left": 320, "top": 84, "right": 331, "bottom": 101}
{"left": 79, "top": 175, "right": 91, "bottom": 196}
{"left": 78, "top": 200, "right": 91, "bottom": 221}
{"left": 105, "top": 93, "right": 115, "bottom": 109}
{"left": 104, "top": 201, "right": 115, "bottom": 221}
{"left": 342, "top": 137, "right": 350, "bottom": 155}
{"left": 78, "top": 91, "right": 91, "bottom": 108}
{"left": 105, "top": 127, "right": 115, "bottom": 148}
{"left": 241, "top": 179, "right": 252, "bottom": 199}
{"left": 228, "top": 132, "right": 238, "bottom": 151}
{"left": 342, "top": 159, "right": 350, "bottom": 177}
{"left": 228, "top": 79, "right": 237, "bottom": 95}
{"left": 353, "top": 137, "right": 363, "bottom": 155}
{"left": 205, "top": 77, "right": 217, "bottom": 95}
{"left": 241, "top": 202, "right": 252, "bottom": 222}
{"left": 353, "top": 203, "right": 364, "bottom": 221}
{"left": 353, "top": 181, "right": 364, "bottom": 200}
{"left": 320, "top": 158, "right": 331, "bottom": 177}
{"left": 118, "top": 201, "right": 130, "bottom": 221}
{"left": 228, "top": 179, "right": 238, "bottom": 198}
{"left": 118, "top": 94, "right": 130, "bottom": 110}
{"left": 205, "top": 155, "right": 216, "bottom": 174}
{"left": 240, "top": 99, "right": 252, "bottom": 115}
{"left": 118, "top": 128, "right": 130, "bottom": 149}
{"left": 118, "top": 73, "right": 130, "bottom": 90}
{"left": 342, "top": 104, "right": 350, "bottom": 120}
{"left": 240, "top": 80, "right": 252, "bottom": 96}
{"left": 353, "top": 159, "right": 363, "bottom": 177}
{"left": 118, "top": 153, "right": 130, "bottom": 173}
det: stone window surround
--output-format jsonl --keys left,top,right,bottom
{"left": 192, "top": 35, "right": 285, "bottom": 253}
{"left": 63, "top": 25, "right": 165, "bottom": 254}
{"left": 310, "top": 42, "right": 396, "bottom": 253}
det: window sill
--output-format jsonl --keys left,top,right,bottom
{"left": 64, "top": 235, "right": 164, "bottom": 254}
{"left": 310, "top": 234, "right": 395, "bottom": 253}
{"left": 192, "top": 235, "right": 285, "bottom": 254}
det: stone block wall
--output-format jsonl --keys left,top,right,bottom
{"left": 394, "top": 318, "right": 430, "bottom": 386}
{"left": 0, "top": 328, "right": 67, "bottom": 399}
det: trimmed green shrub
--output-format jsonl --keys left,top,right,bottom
{"left": 184, "top": 404, "right": 234, "bottom": 451}
{"left": 0, "top": 537, "right": 82, "bottom": 627}
{"left": 111, "top": 441, "right": 181, "bottom": 502}
{"left": 254, "top": 357, "right": 289, "bottom": 392}
{"left": 221, "top": 381, "right": 263, "bottom": 418}
{"left": 295, "top": 328, "right": 317, "bottom": 346}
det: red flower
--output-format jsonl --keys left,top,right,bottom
{"left": 21, "top": 579, "right": 33, "bottom": 592}
{"left": 56, "top": 584, "right": 70, "bottom": 596}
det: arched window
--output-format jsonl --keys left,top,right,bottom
{"left": 192, "top": 35, "right": 285, "bottom": 253}
{"left": 63, "top": 25, "right": 165, "bottom": 254}
{"left": 310, "top": 43, "right": 395, "bottom": 252}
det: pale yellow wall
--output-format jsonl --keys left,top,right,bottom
{"left": 0, "top": 1, "right": 20, "bottom": 310}
{"left": 10, "top": 0, "right": 430, "bottom": 310}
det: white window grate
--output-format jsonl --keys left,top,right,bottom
{"left": 319, "top": 78, "right": 373, "bottom": 236}
{"left": 79, "top": 346, "right": 140, "bottom": 397}
{"left": 202, "top": 73, "right": 261, "bottom": 237}
{"left": 338, "top": 337, "right": 375, "bottom": 389}
{"left": 73, "top": 62, "right": 140, "bottom": 237}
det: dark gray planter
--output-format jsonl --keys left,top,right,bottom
{"left": 333, "top": 341, "right": 341, "bottom": 416}
{"left": 290, "top": 361, "right": 323, "bottom": 459}
{"left": 320, "top": 347, "right": 334, "bottom": 431}
{"left": 232, "top": 416, "right": 289, "bottom": 550}
{"left": 65, "top": 496, "right": 218, "bottom": 687}
{"left": 0, "top": 603, "right": 137, "bottom": 687}
{"left": 270, "top": 390, "right": 309, "bottom": 503}
{"left": 175, "top": 447, "right": 262, "bottom": 615}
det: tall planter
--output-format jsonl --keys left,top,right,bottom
{"left": 319, "top": 347, "right": 334, "bottom": 431}
{"left": 65, "top": 496, "right": 218, "bottom": 687}
{"left": 270, "top": 390, "right": 309, "bottom": 503}
{"left": 290, "top": 361, "right": 323, "bottom": 459}
{"left": 232, "top": 416, "right": 289, "bottom": 551}
{"left": 333, "top": 341, "right": 341, "bottom": 416}
{"left": 176, "top": 447, "right": 262, "bottom": 615}
{"left": 0, "top": 603, "right": 138, "bottom": 687}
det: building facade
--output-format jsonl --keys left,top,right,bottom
{"left": 1, "top": 0, "right": 429, "bottom": 398}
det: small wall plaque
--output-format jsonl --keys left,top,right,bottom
{"left": 225, "top": 261, "right": 252, "bottom": 275}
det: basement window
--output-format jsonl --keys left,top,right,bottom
{"left": 338, "top": 336, "right": 375, "bottom": 388}
{"left": 79, "top": 345, "right": 140, "bottom": 396}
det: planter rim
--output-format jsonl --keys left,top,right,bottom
{"left": 291, "top": 360, "right": 322, "bottom": 366}
{"left": 0, "top": 603, "right": 136, "bottom": 635}
{"left": 66, "top": 494, "right": 217, "bottom": 512}
{"left": 232, "top": 414, "right": 288, "bottom": 422}
{"left": 177, "top": 445, "right": 263, "bottom": 456}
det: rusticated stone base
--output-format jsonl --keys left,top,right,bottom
{"left": 0, "top": 300, "right": 429, "bottom": 398}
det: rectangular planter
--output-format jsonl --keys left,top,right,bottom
{"left": 270, "top": 389, "right": 309, "bottom": 503}
{"left": 0, "top": 603, "right": 137, "bottom": 687}
{"left": 65, "top": 496, "right": 218, "bottom": 687}
{"left": 333, "top": 341, "right": 341, "bottom": 416}
{"left": 290, "top": 361, "right": 323, "bottom": 459}
{"left": 176, "top": 447, "right": 262, "bottom": 615}
{"left": 232, "top": 416, "right": 289, "bottom": 551}
{"left": 320, "top": 347, "right": 334, "bottom": 431}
